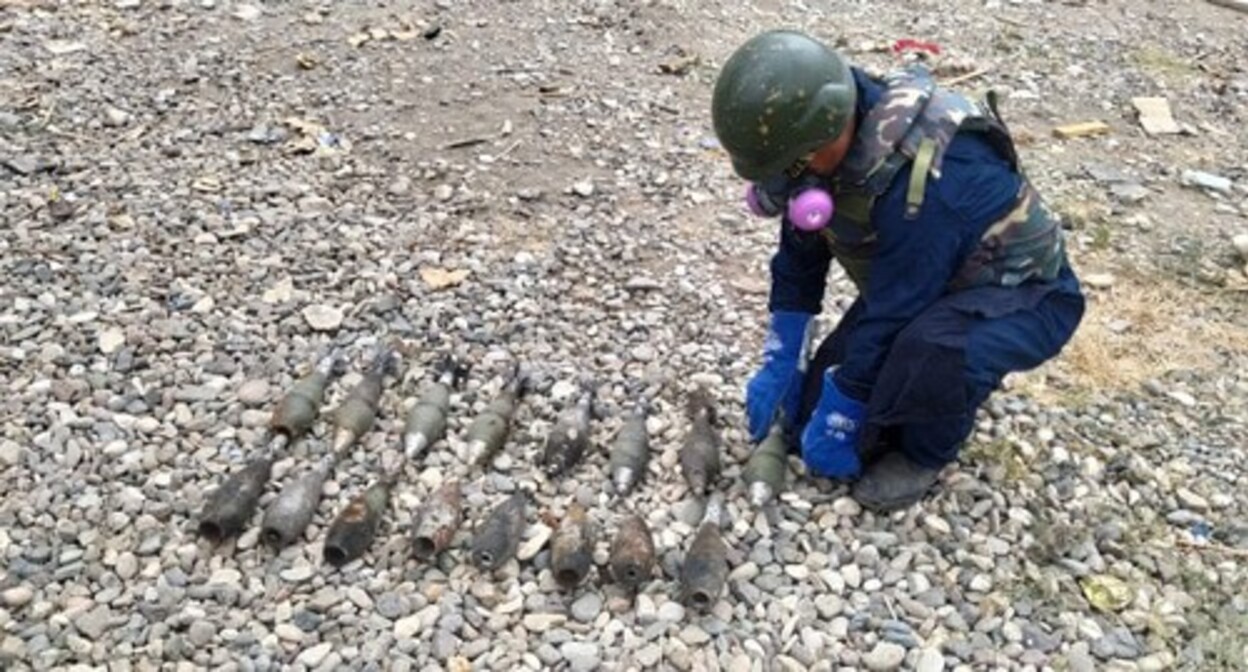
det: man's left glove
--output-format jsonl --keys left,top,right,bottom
{"left": 800, "top": 368, "right": 868, "bottom": 479}
{"left": 744, "top": 311, "right": 812, "bottom": 443}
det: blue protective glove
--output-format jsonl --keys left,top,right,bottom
{"left": 800, "top": 368, "right": 868, "bottom": 479}
{"left": 745, "top": 310, "right": 812, "bottom": 442}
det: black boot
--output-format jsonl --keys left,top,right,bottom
{"left": 851, "top": 451, "right": 943, "bottom": 513}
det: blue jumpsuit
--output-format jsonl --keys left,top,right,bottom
{"left": 770, "top": 68, "right": 1086, "bottom": 469}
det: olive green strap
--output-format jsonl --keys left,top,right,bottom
{"left": 906, "top": 136, "right": 937, "bottom": 219}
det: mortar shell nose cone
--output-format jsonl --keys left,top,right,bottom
{"left": 749, "top": 481, "right": 774, "bottom": 508}
{"left": 613, "top": 467, "right": 634, "bottom": 494}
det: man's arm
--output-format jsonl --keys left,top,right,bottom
{"left": 831, "top": 136, "right": 1023, "bottom": 401}
{"left": 768, "top": 219, "right": 833, "bottom": 315}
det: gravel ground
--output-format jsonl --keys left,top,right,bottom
{"left": 2, "top": 0, "right": 1246, "bottom": 670}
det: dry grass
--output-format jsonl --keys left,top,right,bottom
{"left": 1010, "top": 267, "right": 1248, "bottom": 403}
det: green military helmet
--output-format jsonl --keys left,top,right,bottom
{"left": 711, "top": 30, "right": 857, "bottom": 182}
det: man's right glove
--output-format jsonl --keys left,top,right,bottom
{"left": 799, "top": 368, "right": 867, "bottom": 480}
{"left": 745, "top": 310, "right": 813, "bottom": 443}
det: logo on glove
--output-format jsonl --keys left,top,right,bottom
{"left": 823, "top": 411, "right": 858, "bottom": 441}
{"left": 761, "top": 330, "right": 784, "bottom": 359}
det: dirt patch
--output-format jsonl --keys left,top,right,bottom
{"left": 1012, "top": 266, "right": 1248, "bottom": 401}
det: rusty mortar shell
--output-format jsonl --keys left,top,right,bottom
{"left": 679, "top": 492, "right": 728, "bottom": 613}
{"left": 679, "top": 389, "right": 721, "bottom": 496}
{"left": 550, "top": 503, "right": 595, "bottom": 590}
{"left": 197, "top": 454, "right": 274, "bottom": 543}
{"left": 743, "top": 421, "right": 789, "bottom": 507}
{"left": 410, "top": 480, "right": 463, "bottom": 561}
{"left": 260, "top": 459, "right": 331, "bottom": 549}
{"left": 269, "top": 350, "right": 344, "bottom": 439}
{"left": 609, "top": 514, "right": 656, "bottom": 592}
{"left": 322, "top": 480, "right": 391, "bottom": 567}
{"left": 608, "top": 398, "right": 650, "bottom": 496}
{"left": 541, "top": 383, "right": 595, "bottom": 477}
{"left": 470, "top": 491, "right": 527, "bottom": 571}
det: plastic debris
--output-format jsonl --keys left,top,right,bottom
{"left": 1080, "top": 575, "right": 1133, "bottom": 612}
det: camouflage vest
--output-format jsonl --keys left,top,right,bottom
{"left": 821, "top": 64, "right": 1066, "bottom": 292}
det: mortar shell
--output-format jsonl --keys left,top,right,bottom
{"left": 197, "top": 455, "right": 273, "bottom": 543}
{"left": 322, "top": 481, "right": 390, "bottom": 567}
{"left": 550, "top": 503, "right": 594, "bottom": 590}
{"left": 269, "top": 352, "right": 341, "bottom": 437}
{"left": 410, "top": 480, "right": 463, "bottom": 560}
{"left": 260, "top": 464, "right": 328, "bottom": 549}
{"left": 608, "top": 411, "right": 649, "bottom": 495}
{"left": 609, "top": 514, "right": 655, "bottom": 591}
{"left": 465, "top": 414, "right": 508, "bottom": 466}
{"left": 403, "top": 403, "right": 446, "bottom": 457}
{"left": 679, "top": 429, "right": 719, "bottom": 495}
{"left": 680, "top": 521, "right": 728, "bottom": 613}
{"left": 470, "top": 492, "right": 527, "bottom": 571}
{"left": 743, "top": 425, "right": 788, "bottom": 507}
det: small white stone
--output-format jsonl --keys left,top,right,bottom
{"left": 969, "top": 574, "right": 993, "bottom": 592}
{"left": 864, "top": 641, "right": 907, "bottom": 671}
{"left": 297, "top": 642, "right": 332, "bottom": 667}
{"left": 560, "top": 641, "right": 600, "bottom": 672}
{"left": 523, "top": 613, "right": 566, "bottom": 632}
{"left": 394, "top": 614, "right": 422, "bottom": 639}
{"left": 1176, "top": 487, "right": 1209, "bottom": 511}
{"left": 517, "top": 524, "right": 552, "bottom": 561}
{"left": 302, "top": 304, "right": 344, "bottom": 331}
{"left": 233, "top": 3, "right": 261, "bottom": 20}
{"left": 98, "top": 329, "right": 126, "bottom": 354}
{"left": 3, "top": 587, "right": 33, "bottom": 608}
{"left": 0, "top": 441, "right": 20, "bottom": 467}
{"left": 103, "top": 106, "right": 130, "bottom": 127}
{"left": 841, "top": 564, "right": 862, "bottom": 589}
{"left": 636, "top": 644, "right": 663, "bottom": 667}
{"left": 635, "top": 594, "right": 657, "bottom": 624}
{"left": 209, "top": 568, "right": 241, "bottom": 586}
{"left": 656, "top": 601, "right": 685, "bottom": 623}
{"left": 550, "top": 380, "right": 578, "bottom": 400}
{"left": 785, "top": 564, "right": 811, "bottom": 580}
{"left": 1084, "top": 273, "right": 1115, "bottom": 289}
{"left": 1233, "top": 233, "right": 1248, "bottom": 261}
{"left": 280, "top": 565, "right": 314, "bottom": 583}
{"left": 275, "top": 623, "right": 303, "bottom": 642}
{"left": 114, "top": 553, "right": 138, "bottom": 580}
{"left": 678, "top": 624, "right": 710, "bottom": 645}
{"left": 831, "top": 496, "right": 861, "bottom": 517}
{"left": 916, "top": 648, "right": 946, "bottom": 672}
{"left": 729, "top": 562, "right": 760, "bottom": 583}
{"left": 923, "top": 515, "right": 952, "bottom": 536}
{"left": 135, "top": 417, "right": 160, "bottom": 434}
{"left": 237, "top": 380, "right": 270, "bottom": 406}
{"left": 1167, "top": 390, "right": 1197, "bottom": 407}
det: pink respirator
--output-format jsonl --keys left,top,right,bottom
{"left": 744, "top": 182, "right": 835, "bottom": 232}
